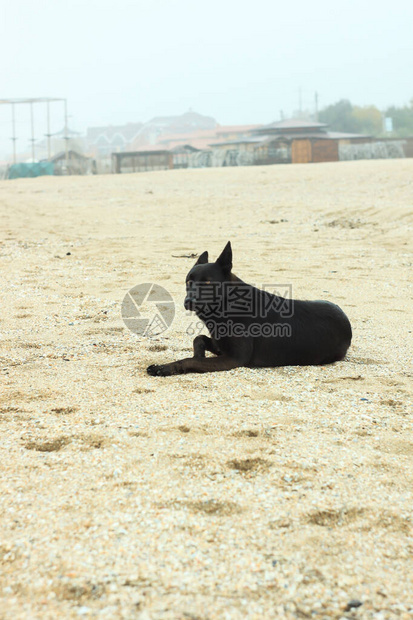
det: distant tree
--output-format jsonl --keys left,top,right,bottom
{"left": 318, "top": 99, "right": 357, "bottom": 133}
{"left": 319, "top": 99, "right": 384, "bottom": 136}
{"left": 352, "top": 105, "right": 383, "bottom": 136}
{"left": 385, "top": 100, "right": 413, "bottom": 137}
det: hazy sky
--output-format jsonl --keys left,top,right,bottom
{"left": 1, "top": 0, "right": 413, "bottom": 154}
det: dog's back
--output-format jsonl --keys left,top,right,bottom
{"left": 210, "top": 284, "right": 352, "bottom": 367}
{"left": 246, "top": 294, "right": 352, "bottom": 367}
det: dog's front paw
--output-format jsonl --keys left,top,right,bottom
{"left": 147, "top": 364, "right": 173, "bottom": 377}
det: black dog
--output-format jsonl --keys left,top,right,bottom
{"left": 147, "top": 242, "right": 352, "bottom": 376}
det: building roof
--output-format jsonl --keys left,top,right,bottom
{"left": 209, "top": 136, "right": 268, "bottom": 147}
{"left": 266, "top": 132, "right": 332, "bottom": 141}
{"left": 158, "top": 128, "right": 220, "bottom": 143}
{"left": 155, "top": 125, "right": 261, "bottom": 152}
{"left": 49, "top": 150, "right": 91, "bottom": 162}
{"left": 128, "top": 144, "right": 172, "bottom": 153}
{"left": 146, "top": 111, "right": 217, "bottom": 133}
{"left": 208, "top": 130, "right": 370, "bottom": 149}
{"left": 263, "top": 131, "right": 370, "bottom": 141}
{"left": 255, "top": 118, "right": 328, "bottom": 134}
{"left": 170, "top": 144, "right": 200, "bottom": 153}
{"left": 325, "top": 131, "right": 370, "bottom": 139}
{"left": 113, "top": 149, "right": 171, "bottom": 157}
{"left": 215, "top": 124, "right": 262, "bottom": 136}
{"left": 87, "top": 123, "right": 144, "bottom": 143}
{"left": 127, "top": 113, "right": 219, "bottom": 151}
{"left": 154, "top": 128, "right": 222, "bottom": 152}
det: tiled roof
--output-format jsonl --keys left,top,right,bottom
{"left": 255, "top": 118, "right": 328, "bottom": 133}
{"left": 124, "top": 144, "right": 172, "bottom": 153}
{"left": 215, "top": 124, "right": 262, "bottom": 135}
{"left": 148, "top": 111, "right": 217, "bottom": 128}
{"left": 326, "top": 131, "right": 370, "bottom": 139}
{"left": 209, "top": 136, "right": 268, "bottom": 147}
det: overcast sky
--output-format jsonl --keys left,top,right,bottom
{"left": 1, "top": 0, "right": 413, "bottom": 155}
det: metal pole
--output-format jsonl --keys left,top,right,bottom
{"left": 30, "top": 101, "right": 35, "bottom": 161}
{"left": 47, "top": 100, "right": 51, "bottom": 159}
{"left": 11, "top": 103, "right": 17, "bottom": 164}
{"left": 64, "top": 99, "right": 69, "bottom": 173}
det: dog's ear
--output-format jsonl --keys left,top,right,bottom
{"left": 195, "top": 251, "right": 208, "bottom": 265}
{"left": 216, "top": 241, "right": 232, "bottom": 274}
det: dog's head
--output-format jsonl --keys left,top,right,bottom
{"left": 184, "top": 241, "right": 232, "bottom": 312}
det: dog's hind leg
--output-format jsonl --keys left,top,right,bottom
{"left": 193, "top": 335, "right": 221, "bottom": 359}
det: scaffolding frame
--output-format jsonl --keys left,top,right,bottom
{"left": 0, "top": 97, "right": 68, "bottom": 164}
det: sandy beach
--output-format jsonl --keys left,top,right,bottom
{"left": 1, "top": 159, "right": 413, "bottom": 619}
